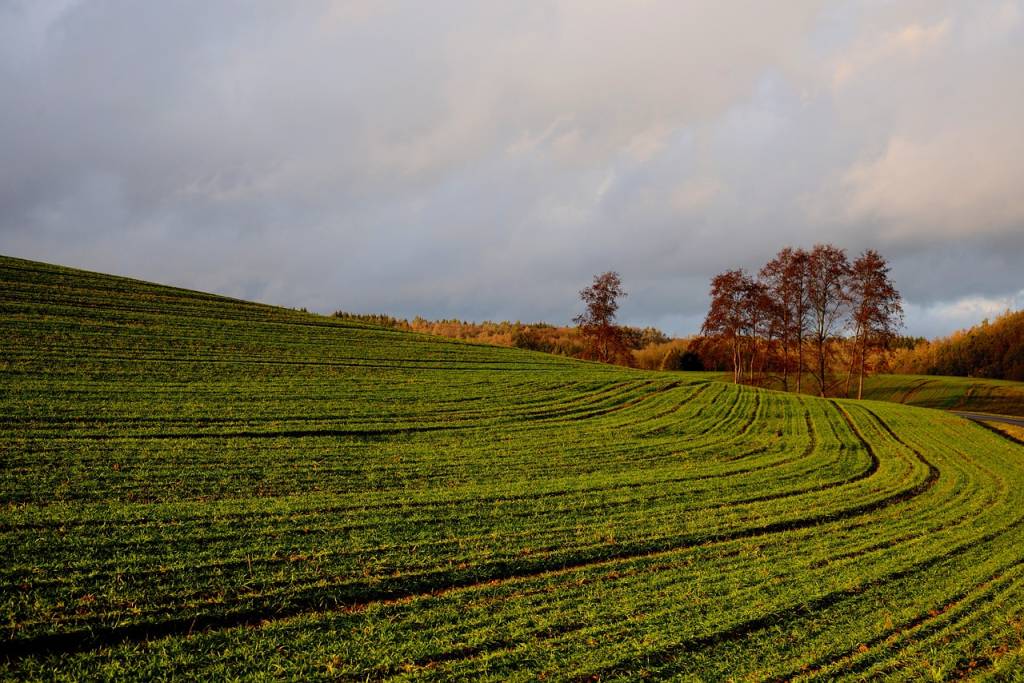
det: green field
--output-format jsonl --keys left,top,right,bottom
{"left": 710, "top": 373, "right": 1024, "bottom": 417}
{"left": 3, "top": 255, "right": 1024, "bottom": 680}
{"left": 858, "top": 374, "right": 1024, "bottom": 417}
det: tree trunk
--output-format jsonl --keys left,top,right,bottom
{"left": 781, "top": 340, "right": 789, "bottom": 392}
{"left": 857, "top": 340, "right": 866, "bottom": 400}
{"left": 758, "top": 339, "right": 770, "bottom": 385}
{"left": 844, "top": 332, "right": 859, "bottom": 398}
{"left": 796, "top": 338, "right": 803, "bottom": 394}
{"left": 747, "top": 339, "right": 755, "bottom": 384}
{"left": 844, "top": 358, "right": 852, "bottom": 397}
{"left": 818, "top": 339, "right": 827, "bottom": 398}
{"left": 733, "top": 343, "right": 740, "bottom": 384}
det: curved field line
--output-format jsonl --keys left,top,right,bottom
{"left": 0, "top": 404, "right": 942, "bottom": 660}
{"left": 899, "top": 378, "right": 937, "bottom": 404}
{"left": 8, "top": 257, "right": 1024, "bottom": 680}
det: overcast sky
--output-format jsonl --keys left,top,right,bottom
{"left": 2, "top": 1, "right": 1022, "bottom": 337}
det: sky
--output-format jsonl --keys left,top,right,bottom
{"left": 1, "top": 1, "right": 1022, "bottom": 338}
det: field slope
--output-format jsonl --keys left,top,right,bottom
{"left": 3, "top": 255, "right": 1024, "bottom": 680}
{"left": 859, "top": 374, "right": 1024, "bottom": 417}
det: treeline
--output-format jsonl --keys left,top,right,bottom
{"left": 700, "top": 244, "right": 903, "bottom": 398}
{"left": 331, "top": 312, "right": 581, "bottom": 353}
{"left": 332, "top": 310, "right": 703, "bottom": 371}
{"left": 891, "top": 309, "right": 1024, "bottom": 381}
{"left": 333, "top": 244, "right": 905, "bottom": 392}
{"left": 332, "top": 257, "right": 1022, "bottom": 387}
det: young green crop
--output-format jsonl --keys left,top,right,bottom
{"left": 2, "top": 254, "right": 1024, "bottom": 680}
{"left": 858, "top": 374, "right": 1024, "bottom": 416}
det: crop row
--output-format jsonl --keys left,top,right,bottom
{"left": 2, "top": 255, "right": 1024, "bottom": 679}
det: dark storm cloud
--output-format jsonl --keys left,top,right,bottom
{"left": 1, "top": 0, "right": 1022, "bottom": 338}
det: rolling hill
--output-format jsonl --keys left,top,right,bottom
{"left": 2, "top": 255, "right": 1024, "bottom": 680}
{"left": 859, "top": 373, "right": 1024, "bottom": 417}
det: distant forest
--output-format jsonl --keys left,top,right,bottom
{"left": 331, "top": 312, "right": 703, "bottom": 371}
{"left": 334, "top": 299, "right": 1023, "bottom": 384}
{"left": 891, "top": 309, "right": 1024, "bottom": 382}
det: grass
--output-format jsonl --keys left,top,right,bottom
{"left": 2, "top": 254, "right": 1024, "bottom": 680}
{"left": 982, "top": 422, "right": 1024, "bottom": 446}
{"left": 858, "top": 374, "right": 1024, "bottom": 417}
{"left": 709, "top": 372, "right": 1024, "bottom": 417}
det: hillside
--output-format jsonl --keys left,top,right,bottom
{"left": 860, "top": 374, "right": 1024, "bottom": 417}
{"left": 3, "top": 255, "right": 1024, "bottom": 679}
{"left": 700, "top": 372, "right": 1024, "bottom": 417}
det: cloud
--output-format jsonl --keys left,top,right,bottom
{"left": 904, "top": 289, "right": 1024, "bottom": 338}
{"left": 839, "top": 129, "right": 1024, "bottom": 240}
{"left": 813, "top": 2, "right": 1024, "bottom": 247}
{"left": 1, "top": 0, "right": 1022, "bottom": 337}
{"left": 831, "top": 17, "right": 951, "bottom": 87}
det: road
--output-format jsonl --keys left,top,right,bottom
{"left": 952, "top": 411, "right": 1024, "bottom": 428}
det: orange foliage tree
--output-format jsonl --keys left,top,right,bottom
{"left": 574, "top": 271, "right": 631, "bottom": 364}
{"left": 701, "top": 244, "right": 904, "bottom": 397}
{"left": 847, "top": 249, "right": 903, "bottom": 399}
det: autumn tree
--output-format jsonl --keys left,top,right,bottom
{"left": 701, "top": 269, "right": 756, "bottom": 384}
{"left": 890, "top": 309, "right": 1024, "bottom": 381}
{"left": 846, "top": 249, "right": 903, "bottom": 399}
{"left": 574, "top": 271, "right": 630, "bottom": 364}
{"left": 806, "top": 244, "right": 851, "bottom": 397}
{"left": 746, "top": 277, "right": 779, "bottom": 383}
{"left": 700, "top": 243, "right": 902, "bottom": 397}
{"left": 759, "top": 247, "right": 809, "bottom": 392}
